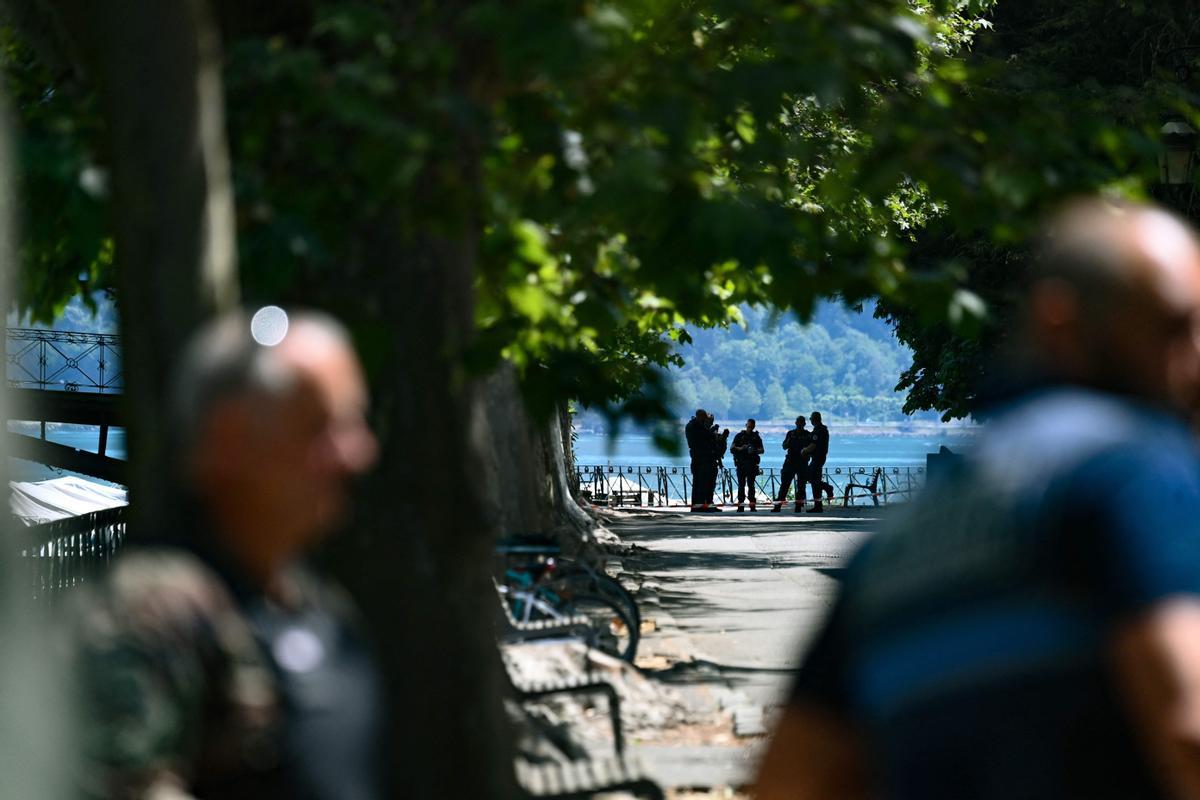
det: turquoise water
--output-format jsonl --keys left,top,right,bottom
{"left": 574, "top": 430, "right": 974, "bottom": 470}
{"left": 8, "top": 427, "right": 126, "bottom": 483}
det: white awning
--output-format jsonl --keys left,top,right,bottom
{"left": 10, "top": 476, "right": 127, "bottom": 526}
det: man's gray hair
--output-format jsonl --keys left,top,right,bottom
{"left": 1033, "top": 199, "right": 1191, "bottom": 310}
{"left": 170, "top": 309, "right": 351, "bottom": 455}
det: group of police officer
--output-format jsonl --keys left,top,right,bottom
{"left": 685, "top": 409, "right": 832, "bottom": 513}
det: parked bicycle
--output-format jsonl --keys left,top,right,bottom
{"left": 497, "top": 537, "right": 641, "bottom": 663}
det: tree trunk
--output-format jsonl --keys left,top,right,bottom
{"left": 47, "top": 0, "right": 238, "bottom": 535}
{"left": 473, "top": 366, "right": 594, "bottom": 544}
{"left": 322, "top": 227, "right": 520, "bottom": 799}
{"left": 551, "top": 405, "right": 595, "bottom": 532}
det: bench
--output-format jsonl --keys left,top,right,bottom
{"left": 509, "top": 673, "right": 625, "bottom": 755}
{"left": 843, "top": 467, "right": 882, "bottom": 507}
{"left": 495, "top": 582, "right": 599, "bottom": 647}
{"left": 515, "top": 756, "right": 664, "bottom": 799}
{"left": 502, "top": 618, "right": 658, "bottom": 798}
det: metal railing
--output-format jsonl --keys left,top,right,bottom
{"left": 17, "top": 506, "right": 128, "bottom": 603}
{"left": 573, "top": 464, "right": 924, "bottom": 508}
{"left": 6, "top": 328, "right": 123, "bottom": 393}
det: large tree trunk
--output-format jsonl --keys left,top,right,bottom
{"left": 551, "top": 405, "right": 595, "bottom": 532}
{"left": 324, "top": 227, "right": 520, "bottom": 799}
{"left": 48, "top": 0, "right": 238, "bottom": 535}
{"left": 474, "top": 366, "right": 594, "bottom": 544}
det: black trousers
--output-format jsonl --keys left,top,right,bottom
{"left": 776, "top": 459, "right": 807, "bottom": 506}
{"left": 690, "top": 459, "right": 706, "bottom": 507}
{"left": 736, "top": 465, "right": 757, "bottom": 507}
{"left": 809, "top": 459, "right": 830, "bottom": 503}
{"left": 703, "top": 463, "right": 719, "bottom": 504}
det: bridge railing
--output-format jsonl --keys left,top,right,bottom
{"left": 6, "top": 328, "right": 122, "bottom": 393}
{"left": 573, "top": 464, "right": 925, "bottom": 508}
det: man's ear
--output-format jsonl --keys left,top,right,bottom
{"left": 1030, "top": 278, "right": 1081, "bottom": 331}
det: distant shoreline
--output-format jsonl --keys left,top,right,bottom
{"left": 575, "top": 420, "right": 978, "bottom": 438}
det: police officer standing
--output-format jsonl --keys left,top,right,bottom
{"left": 772, "top": 415, "right": 810, "bottom": 513}
{"left": 732, "top": 419, "right": 765, "bottom": 512}
{"left": 685, "top": 408, "right": 710, "bottom": 512}
{"left": 703, "top": 413, "right": 730, "bottom": 512}
{"left": 803, "top": 410, "right": 832, "bottom": 513}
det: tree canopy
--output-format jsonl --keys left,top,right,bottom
{"left": 0, "top": 2, "right": 987, "bottom": 409}
{"left": 4, "top": 0, "right": 1193, "bottom": 422}
{"left": 879, "top": 0, "right": 1200, "bottom": 418}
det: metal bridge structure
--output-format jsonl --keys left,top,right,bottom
{"left": 6, "top": 328, "right": 125, "bottom": 482}
{"left": 574, "top": 463, "right": 925, "bottom": 509}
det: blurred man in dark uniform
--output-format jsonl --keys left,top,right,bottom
{"left": 732, "top": 419, "right": 765, "bottom": 512}
{"left": 685, "top": 408, "right": 710, "bottom": 511}
{"left": 73, "top": 311, "right": 382, "bottom": 800}
{"left": 803, "top": 411, "right": 832, "bottom": 513}
{"left": 758, "top": 200, "right": 1200, "bottom": 800}
{"left": 772, "top": 415, "right": 810, "bottom": 513}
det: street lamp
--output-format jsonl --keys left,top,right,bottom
{"left": 1160, "top": 119, "right": 1199, "bottom": 185}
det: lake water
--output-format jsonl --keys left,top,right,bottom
{"left": 574, "top": 430, "right": 975, "bottom": 470}
{"left": 7, "top": 425, "right": 974, "bottom": 487}
{"left": 8, "top": 427, "right": 127, "bottom": 484}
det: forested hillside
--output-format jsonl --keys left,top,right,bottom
{"left": 666, "top": 303, "right": 930, "bottom": 423}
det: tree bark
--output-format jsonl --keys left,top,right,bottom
{"left": 47, "top": 0, "right": 238, "bottom": 536}
{"left": 552, "top": 405, "right": 595, "bottom": 532}
{"left": 473, "top": 366, "right": 594, "bottom": 544}
{"left": 323, "top": 227, "right": 520, "bottom": 799}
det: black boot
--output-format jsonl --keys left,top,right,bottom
{"left": 810, "top": 502, "right": 824, "bottom": 513}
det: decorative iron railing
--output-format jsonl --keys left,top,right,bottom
{"left": 573, "top": 464, "right": 924, "bottom": 508}
{"left": 6, "top": 328, "right": 122, "bottom": 393}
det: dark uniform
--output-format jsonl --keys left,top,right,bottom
{"left": 731, "top": 428, "right": 764, "bottom": 510}
{"left": 685, "top": 414, "right": 710, "bottom": 509}
{"left": 774, "top": 425, "right": 810, "bottom": 511}
{"left": 705, "top": 424, "right": 729, "bottom": 508}
{"left": 72, "top": 541, "right": 384, "bottom": 800}
{"left": 808, "top": 419, "right": 831, "bottom": 510}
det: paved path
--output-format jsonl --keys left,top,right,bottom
{"left": 609, "top": 507, "right": 883, "bottom": 790}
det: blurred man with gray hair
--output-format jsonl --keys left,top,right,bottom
{"left": 758, "top": 200, "right": 1200, "bottom": 799}
{"left": 73, "top": 309, "right": 381, "bottom": 800}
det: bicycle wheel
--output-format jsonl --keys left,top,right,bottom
{"left": 546, "top": 568, "right": 642, "bottom": 632}
{"left": 562, "top": 592, "right": 639, "bottom": 663}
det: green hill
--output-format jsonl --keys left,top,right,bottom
{"left": 667, "top": 302, "right": 931, "bottom": 423}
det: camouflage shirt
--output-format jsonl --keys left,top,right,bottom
{"left": 72, "top": 547, "right": 382, "bottom": 800}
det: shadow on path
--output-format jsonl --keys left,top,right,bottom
{"left": 646, "top": 658, "right": 800, "bottom": 685}
{"left": 611, "top": 515, "right": 882, "bottom": 542}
